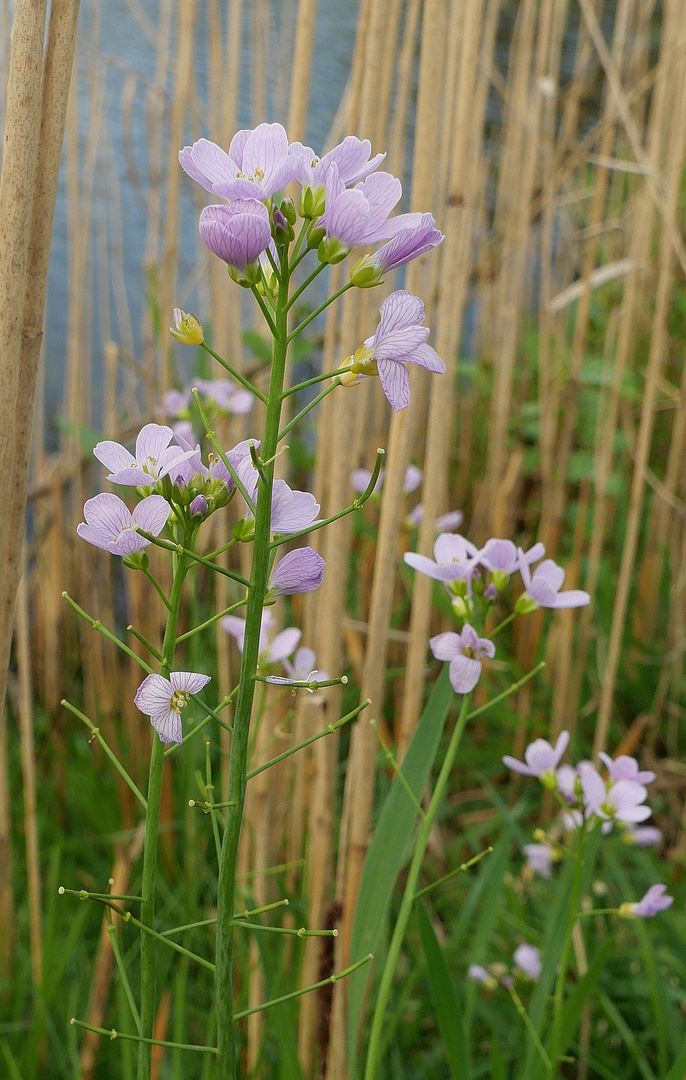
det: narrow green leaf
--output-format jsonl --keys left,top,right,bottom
{"left": 0, "top": 1041, "right": 24, "bottom": 1080}
{"left": 347, "top": 666, "right": 454, "bottom": 1075}
{"left": 664, "top": 1035, "right": 686, "bottom": 1080}
{"left": 490, "top": 1034, "right": 506, "bottom": 1080}
{"left": 416, "top": 900, "right": 470, "bottom": 1080}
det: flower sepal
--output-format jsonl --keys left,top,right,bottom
{"left": 307, "top": 223, "right": 326, "bottom": 250}
{"left": 299, "top": 184, "right": 326, "bottom": 219}
{"left": 350, "top": 254, "right": 384, "bottom": 289}
{"left": 228, "top": 260, "right": 263, "bottom": 288}
{"left": 233, "top": 515, "right": 255, "bottom": 542}
{"left": 515, "top": 593, "right": 539, "bottom": 615}
{"left": 318, "top": 236, "right": 349, "bottom": 265}
{"left": 122, "top": 550, "right": 150, "bottom": 571}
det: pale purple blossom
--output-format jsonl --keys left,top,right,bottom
{"left": 406, "top": 505, "right": 464, "bottom": 531}
{"left": 503, "top": 732, "right": 570, "bottom": 783}
{"left": 77, "top": 493, "right": 171, "bottom": 556}
{"left": 169, "top": 433, "right": 257, "bottom": 493}
{"left": 621, "top": 884, "right": 673, "bottom": 919}
{"left": 163, "top": 388, "right": 192, "bottom": 416}
{"left": 269, "top": 547, "right": 325, "bottom": 595}
{"left": 237, "top": 457, "right": 320, "bottom": 534}
{"left": 580, "top": 764, "right": 651, "bottom": 825}
{"left": 94, "top": 423, "right": 196, "bottom": 486}
{"left": 625, "top": 825, "right": 662, "bottom": 847}
{"left": 134, "top": 670, "right": 211, "bottom": 744}
{"left": 193, "top": 379, "right": 254, "bottom": 415}
{"left": 556, "top": 763, "right": 580, "bottom": 804}
{"left": 291, "top": 135, "right": 385, "bottom": 189}
{"left": 346, "top": 291, "right": 444, "bottom": 411}
{"left": 599, "top": 752, "right": 655, "bottom": 786}
{"left": 429, "top": 624, "right": 495, "bottom": 694}
{"left": 180, "top": 125, "right": 301, "bottom": 201}
{"left": 320, "top": 165, "right": 422, "bottom": 250}
{"left": 479, "top": 539, "right": 546, "bottom": 576}
{"left": 513, "top": 944, "right": 542, "bottom": 981}
{"left": 190, "top": 495, "right": 208, "bottom": 518}
{"left": 404, "top": 532, "right": 480, "bottom": 584}
{"left": 358, "top": 213, "right": 444, "bottom": 276}
{"left": 468, "top": 965, "right": 497, "bottom": 989}
{"left": 172, "top": 421, "right": 197, "bottom": 444}
{"left": 523, "top": 843, "right": 553, "bottom": 878}
{"left": 516, "top": 549, "right": 590, "bottom": 610}
{"left": 199, "top": 201, "right": 272, "bottom": 271}
{"left": 222, "top": 609, "right": 301, "bottom": 669}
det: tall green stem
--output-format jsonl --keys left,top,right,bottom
{"left": 215, "top": 255, "right": 290, "bottom": 1077}
{"left": 364, "top": 694, "right": 471, "bottom": 1080}
{"left": 548, "top": 821, "right": 587, "bottom": 1077}
{"left": 137, "top": 550, "right": 189, "bottom": 1080}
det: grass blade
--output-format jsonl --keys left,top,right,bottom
{"left": 416, "top": 899, "right": 470, "bottom": 1080}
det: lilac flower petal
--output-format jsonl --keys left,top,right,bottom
{"left": 324, "top": 136, "right": 386, "bottom": 185}
{"left": 291, "top": 648, "right": 317, "bottom": 681}
{"left": 377, "top": 290, "right": 425, "bottom": 334}
{"left": 377, "top": 357, "right": 410, "bottom": 411}
{"left": 93, "top": 440, "right": 136, "bottom": 473}
{"left": 131, "top": 495, "right": 172, "bottom": 537}
{"left": 403, "top": 343, "right": 445, "bottom": 374}
{"left": 266, "top": 627, "right": 302, "bottom": 665}
{"left": 270, "top": 481, "right": 320, "bottom": 534}
{"left": 79, "top": 492, "right": 130, "bottom": 544}
{"left": 533, "top": 559, "right": 565, "bottom": 593}
{"left": 580, "top": 764, "right": 607, "bottom": 811}
{"left": 632, "top": 884, "right": 674, "bottom": 917}
{"left": 374, "top": 214, "right": 444, "bottom": 272}
{"left": 548, "top": 589, "right": 591, "bottom": 609}
{"left": 525, "top": 542, "right": 546, "bottom": 564}
{"left": 270, "top": 548, "right": 325, "bottom": 595}
{"left": 151, "top": 709, "right": 183, "bottom": 745}
{"left": 404, "top": 464, "right": 423, "bottom": 493}
{"left": 242, "top": 122, "right": 289, "bottom": 184}
{"left": 629, "top": 826, "right": 662, "bottom": 847}
{"left": 357, "top": 172, "right": 403, "bottom": 241}
{"left": 404, "top": 552, "right": 463, "bottom": 581}
{"left": 434, "top": 533, "right": 479, "bottom": 564}
{"left": 502, "top": 755, "right": 538, "bottom": 777}
{"left": 170, "top": 671, "right": 211, "bottom": 695}
{"left": 135, "top": 423, "right": 175, "bottom": 466}
{"left": 429, "top": 632, "right": 462, "bottom": 662}
{"left": 326, "top": 185, "right": 371, "bottom": 246}
{"left": 135, "top": 674, "right": 174, "bottom": 716}
{"left": 514, "top": 944, "right": 541, "bottom": 980}
{"left": 179, "top": 145, "right": 218, "bottom": 193}
{"left": 222, "top": 615, "right": 247, "bottom": 650}
{"left": 524, "top": 739, "right": 560, "bottom": 774}
{"left": 448, "top": 653, "right": 482, "bottom": 694}
{"left": 199, "top": 202, "right": 272, "bottom": 269}
{"left": 372, "top": 325, "right": 431, "bottom": 361}
{"left": 620, "top": 805, "right": 652, "bottom": 823}
{"left": 523, "top": 843, "right": 553, "bottom": 878}
{"left": 480, "top": 539, "right": 518, "bottom": 573}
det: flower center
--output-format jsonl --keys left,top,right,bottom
{"left": 600, "top": 799, "right": 616, "bottom": 818}
{"left": 170, "top": 690, "right": 190, "bottom": 712}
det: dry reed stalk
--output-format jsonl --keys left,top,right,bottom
{"left": 398, "top": 0, "right": 485, "bottom": 761}
{"left": 0, "top": 0, "right": 80, "bottom": 975}
{"left": 327, "top": 7, "right": 450, "bottom": 1076}
{"left": 14, "top": 564, "right": 42, "bottom": 987}
{"left": 159, "top": 0, "right": 196, "bottom": 392}
{"left": 473, "top": 0, "right": 554, "bottom": 542}
{"left": 593, "top": 6, "right": 686, "bottom": 755}
{"left": 79, "top": 832, "right": 144, "bottom": 1080}
{"left": 287, "top": 0, "right": 319, "bottom": 143}
{"left": 386, "top": 0, "right": 422, "bottom": 176}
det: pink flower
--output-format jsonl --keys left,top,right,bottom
{"left": 513, "top": 943, "right": 541, "bottom": 980}
{"left": 429, "top": 624, "right": 495, "bottom": 694}
{"left": 180, "top": 125, "right": 302, "bottom": 201}
{"left": 134, "top": 670, "right": 211, "bottom": 744}
{"left": 268, "top": 548, "right": 325, "bottom": 596}
{"left": 579, "top": 764, "right": 651, "bottom": 825}
{"left": 291, "top": 135, "right": 385, "bottom": 189}
{"left": 404, "top": 532, "right": 480, "bottom": 585}
{"left": 77, "top": 493, "right": 171, "bottom": 556}
{"left": 199, "top": 201, "right": 272, "bottom": 272}
{"left": 503, "top": 732, "right": 570, "bottom": 787}
{"left": 94, "top": 423, "right": 196, "bottom": 487}
{"left": 620, "top": 884, "right": 673, "bottom": 919}
{"left": 222, "top": 609, "right": 301, "bottom": 670}
{"left": 516, "top": 549, "right": 590, "bottom": 610}
{"left": 265, "top": 647, "right": 330, "bottom": 689}
{"left": 598, "top": 752, "right": 655, "bottom": 786}
{"left": 523, "top": 843, "right": 553, "bottom": 878}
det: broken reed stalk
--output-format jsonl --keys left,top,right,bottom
{"left": 594, "top": 1, "right": 686, "bottom": 755}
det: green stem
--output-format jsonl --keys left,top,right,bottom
{"left": 137, "top": 551, "right": 189, "bottom": 1080}
{"left": 233, "top": 955, "right": 372, "bottom": 1020}
{"left": 136, "top": 530, "right": 250, "bottom": 588}
{"left": 71, "top": 1018, "right": 217, "bottom": 1054}
{"left": 127, "top": 625, "right": 163, "bottom": 663}
{"left": 62, "top": 701, "right": 147, "bottom": 810}
{"left": 278, "top": 378, "right": 341, "bottom": 441}
{"left": 364, "top": 694, "right": 471, "bottom": 1080}
{"left": 508, "top": 985, "right": 552, "bottom": 1071}
{"left": 287, "top": 280, "right": 354, "bottom": 342}
{"left": 200, "top": 341, "right": 267, "bottom": 404}
{"left": 249, "top": 285, "right": 277, "bottom": 337}
{"left": 175, "top": 599, "right": 246, "bottom": 643}
{"left": 215, "top": 251, "right": 291, "bottom": 1079}
{"left": 246, "top": 700, "right": 369, "bottom": 779}
{"left": 489, "top": 610, "right": 516, "bottom": 637}
{"left": 548, "top": 821, "right": 587, "bottom": 1077}
{"left": 285, "top": 260, "right": 327, "bottom": 311}
{"left": 282, "top": 364, "right": 352, "bottom": 398}
{"left": 192, "top": 390, "right": 258, "bottom": 513}
{"left": 141, "top": 568, "right": 171, "bottom": 610}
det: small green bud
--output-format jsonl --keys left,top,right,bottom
{"left": 515, "top": 593, "right": 539, "bottom": 615}
{"left": 307, "top": 223, "right": 326, "bottom": 250}
{"left": 228, "top": 261, "right": 262, "bottom": 288}
{"left": 233, "top": 516, "right": 255, "bottom": 542}
{"left": 280, "top": 197, "right": 297, "bottom": 225}
{"left": 492, "top": 569, "right": 510, "bottom": 592}
{"left": 172, "top": 482, "right": 191, "bottom": 507}
{"left": 318, "top": 236, "right": 349, "bottom": 264}
{"left": 449, "top": 578, "right": 468, "bottom": 598}
{"left": 122, "top": 550, "right": 149, "bottom": 571}
{"left": 451, "top": 595, "right": 474, "bottom": 621}
{"left": 299, "top": 184, "right": 326, "bottom": 219}
{"left": 540, "top": 769, "right": 558, "bottom": 792}
{"left": 170, "top": 308, "right": 204, "bottom": 345}
{"left": 350, "top": 254, "right": 384, "bottom": 289}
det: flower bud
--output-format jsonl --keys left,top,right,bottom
{"left": 307, "top": 223, "right": 326, "bottom": 250}
{"left": 492, "top": 569, "right": 510, "bottom": 593}
{"left": 122, "top": 550, "right": 150, "bottom": 571}
{"left": 228, "top": 260, "right": 263, "bottom": 288}
{"left": 190, "top": 495, "right": 208, "bottom": 518}
{"left": 172, "top": 481, "right": 191, "bottom": 507}
{"left": 540, "top": 769, "right": 558, "bottom": 792}
{"left": 170, "top": 308, "right": 204, "bottom": 345}
{"left": 484, "top": 583, "right": 498, "bottom": 602}
{"left": 318, "top": 236, "right": 349, "bottom": 265}
{"left": 515, "top": 594, "right": 539, "bottom": 615}
{"left": 279, "top": 197, "right": 297, "bottom": 225}
{"left": 272, "top": 207, "right": 295, "bottom": 246}
{"left": 451, "top": 595, "right": 474, "bottom": 621}
{"left": 233, "top": 516, "right": 255, "bottom": 542}
{"left": 299, "top": 185, "right": 326, "bottom": 219}
{"left": 350, "top": 254, "right": 384, "bottom": 289}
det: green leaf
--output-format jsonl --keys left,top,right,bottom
{"left": 490, "top": 1034, "right": 506, "bottom": 1080}
{"left": 416, "top": 900, "right": 470, "bottom": 1080}
{"left": 664, "top": 1035, "right": 686, "bottom": 1080}
{"left": 347, "top": 666, "right": 454, "bottom": 1076}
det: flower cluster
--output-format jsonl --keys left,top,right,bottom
{"left": 163, "top": 377, "right": 254, "bottom": 423}
{"left": 469, "top": 942, "right": 542, "bottom": 990}
{"left": 403, "top": 531, "right": 590, "bottom": 695}
{"left": 504, "top": 734, "right": 673, "bottom": 918}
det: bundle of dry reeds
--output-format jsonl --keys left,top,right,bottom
{"left": 2, "top": 0, "right": 685, "bottom": 1075}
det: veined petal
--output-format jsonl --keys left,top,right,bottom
{"left": 377, "top": 357, "right": 410, "bottom": 411}
{"left": 242, "top": 122, "right": 289, "bottom": 184}
{"left": 151, "top": 709, "right": 183, "bottom": 745}
{"left": 449, "top": 654, "right": 481, "bottom": 693}
{"left": 267, "top": 627, "right": 302, "bottom": 665}
{"left": 179, "top": 145, "right": 217, "bottom": 193}
{"left": 378, "top": 290, "right": 425, "bottom": 334}
{"left": 189, "top": 139, "right": 235, "bottom": 187}
{"left": 403, "top": 343, "right": 445, "bottom": 374}
{"left": 131, "top": 495, "right": 172, "bottom": 537}
{"left": 135, "top": 673, "right": 173, "bottom": 715}
{"left": 135, "top": 423, "right": 174, "bottom": 466}
{"left": 502, "top": 755, "right": 538, "bottom": 777}
{"left": 170, "top": 671, "right": 211, "bottom": 695}
{"left": 270, "top": 548, "right": 325, "bottom": 595}
{"left": 372, "top": 325, "right": 430, "bottom": 361}
{"left": 429, "top": 632, "right": 462, "bottom": 661}
{"left": 94, "top": 440, "right": 136, "bottom": 473}
{"left": 532, "top": 559, "right": 565, "bottom": 593}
